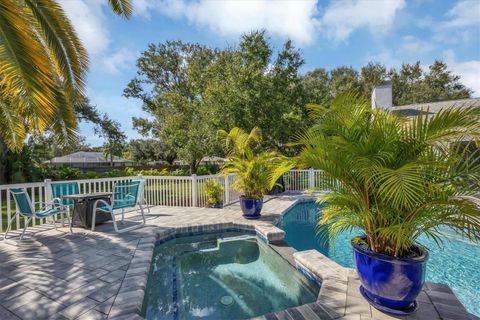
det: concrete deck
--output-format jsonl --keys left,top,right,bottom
{"left": 0, "top": 196, "right": 476, "bottom": 320}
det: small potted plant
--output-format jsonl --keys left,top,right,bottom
{"left": 274, "top": 93, "right": 480, "bottom": 314}
{"left": 219, "top": 127, "right": 282, "bottom": 219}
{"left": 204, "top": 180, "right": 223, "bottom": 208}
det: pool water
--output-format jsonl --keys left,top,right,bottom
{"left": 142, "top": 231, "right": 320, "bottom": 319}
{"left": 278, "top": 201, "right": 480, "bottom": 317}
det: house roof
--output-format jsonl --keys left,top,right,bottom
{"left": 172, "top": 156, "right": 226, "bottom": 165}
{"left": 391, "top": 98, "right": 480, "bottom": 117}
{"left": 201, "top": 156, "right": 226, "bottom": 162}
{"left": 50, "top": 151, "right": 133, "bottom": 164}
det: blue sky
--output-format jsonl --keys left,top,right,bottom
{"left": 58, "top": 0, "right": 480, "bottom": 146}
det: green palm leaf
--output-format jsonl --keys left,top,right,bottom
{"left": 0, "top": 0, "right": 131, "bottom": 150}
{"left": 107, "top": 0, "right": 133, "bottom": 17}
{"left": 275, "top": 92, "right": 480, "bottom": 257}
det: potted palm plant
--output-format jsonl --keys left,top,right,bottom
{"left": 219, "top": 127, "right": 282, "bottom": 219}
{"left": 273, "top": 93, "right": 480, "bottom": 314}
{"left": 204, "top": 180, "right": 224, "bottom": 208}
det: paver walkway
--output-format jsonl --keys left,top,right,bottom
{"left": 0, "top": 195, "right": 476, "bottom": 320}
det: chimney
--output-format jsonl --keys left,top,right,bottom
{"left": 371, "top": 83, "right": 393, "bottom": 110}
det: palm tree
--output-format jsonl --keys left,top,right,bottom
{"left": 103, "top": 139, "right": 125, "bottom": 167}
{"left": 219, "top": 127, "right": 283, "bottom": 199}
{"left": 0, "top": 0, "right": 132, "bottom": 150}
{"left": 274, "top": 93, "right": 480, "bottom": 257}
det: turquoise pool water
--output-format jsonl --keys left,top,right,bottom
{"left": 142, "top": 231, "right": 320, "bottom": 319}
{"left": 278, "top": 201, "right": 480, "bottom": 317}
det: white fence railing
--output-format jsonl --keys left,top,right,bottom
{"left": 283, "top": 168, "right": 334, "bottom": 191}
{"left": 0, "top": 170, "right": 323, "bottom": 232}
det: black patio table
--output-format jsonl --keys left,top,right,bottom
{"left": 63, "top": 192, "right": 112, "bottom": 229}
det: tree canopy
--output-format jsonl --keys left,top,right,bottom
{"left": 125, "top": 31, "right": 308, "bottom": 172}
{"left": 303, "top": 61, "right": 472, "bottom": 106}
{"left": 126, "top": 31, "right": 473, "bottom": 173}
{"left": 127, "top": 139, "right": 176, "bottom": 164}
{"left": 124, "top": 40, "right": 218, "bottom": 173}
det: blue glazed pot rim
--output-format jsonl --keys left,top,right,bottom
{"left": 351, "top": 236, "right": 429, "bottom": 264}
{"left": 240, "top": 195, "right": 264, "bottom": 200}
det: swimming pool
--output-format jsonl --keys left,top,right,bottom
{"left": 142, "top": 231, "right": 320, "bottom": 319}
{"left": 278, "top": 201, "right": 480, "bottom": 317}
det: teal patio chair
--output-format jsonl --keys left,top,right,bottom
{"left": 91, "top": 180, "right": 146, "bottom": 233}
{"left": 5, "top": 188, "right": 70, "bottom": 241}
{"left": 50, "top": 181, "right": 80, "bottom": 210}
{"left": 132, "top": 178, "right": 150, "bottom": 213}
{"left": 50, "top": 181, "right": 80, "bottom": 228}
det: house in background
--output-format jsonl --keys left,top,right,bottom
{"left": 172, "top": 156, "right": 226, "bottom": 166}
{"left": 371, "top": 83, "right": 480, "bottom": 115}
{"left": 48, "top": 151, "right": 134, "bottom": 168}
{"left": 372, "top": 84, "right": 480, "bottom": 158}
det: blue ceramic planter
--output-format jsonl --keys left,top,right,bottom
{"left": 208, "top": 202, "right": 223, "bottom": 208}
{"left": 240, "top": 197, "right": 263, "bottom": 219}
{"left": 352, "top": 238, "right": 428, "bottom": 315}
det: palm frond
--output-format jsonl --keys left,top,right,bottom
{"left": 0, "top": 0, "right": 128, "bottom": 150}
{"left": 284, "top": 92, "right": 480, "bottom": 256}
{"left": 25, "top": 0, "right": 88, "bottom": 96}
{"left": 0, "top": 0, "right": 57, "bottom": 138}
{"left": 0, "top": 97, "right": 26, "bottom": 149}
{"left": 107, "top": 0, "right": 132, "bottom": 18}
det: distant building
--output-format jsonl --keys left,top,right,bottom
{"left": 371, "top": 83, "right": 480, "bottom": 115}
{"left": 371, "top": 83, "right": 393, "bottom": 110}
{"left": 371, "top": 84, "right": 480, "bottom": 157}
{"left": 48, "top": 152, "right": 134, "bottom": 168}
{"left": 172, "top": 156, "right": 226, "bottom": 166}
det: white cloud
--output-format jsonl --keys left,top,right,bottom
{"left": 59, "top": 1, "right": 137, "bottom": 74}
{"left": 156, "top": 0, "right": 319, "bottom": 45}
{"left": 444, "top": 50, "right": 480, "bottom": 96}
{"left": 100, "top": 48, "right": 137, "bottom": 74}
{"left": 132, "top": 0, "right": 156, "bottom": 18}
{"left": 320, "top": 0, "right": 406, "bottom": 41}
{"left": 423, "top": 1, "right": 480, "bottom": 46}
{"left": 446, "top": 0, "right": 480, "bottom": 28}
{"left": 58, "top": 0, "right": 110, "bottom": 56}
{"left": 364, "top": 49, "right": 402, "bottom": 68}
{"left": 138, "top": 0, "right": 408, "bottom": 45}
{"left": 400, "top": 35, "right": 435, "bottom": 55}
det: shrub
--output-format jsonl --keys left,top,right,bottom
{"left": 53, "top": 166, "right": 81, "bottom": 180}
{"left": 204, "top": 180, "right": 223, "bottom": 206}
{"left": 83, "top": 171, "right": 99, "bottom": 179}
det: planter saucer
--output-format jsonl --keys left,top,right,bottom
{"left": 360, "top": 286, "right": 419, "bottom": 315}
{"left": 242, "top": 214, "right": 261, "bottom": 220}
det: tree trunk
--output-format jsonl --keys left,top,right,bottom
{"left": 189, "top": 160, "right": 199, "bottom": 175}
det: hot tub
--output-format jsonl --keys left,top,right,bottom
{"left": 142, "top": 230, "right": 320, "bottom": 319}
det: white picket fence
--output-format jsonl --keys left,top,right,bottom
{"left": 142, "top": 174, "right": 241, "bottom": 208}
{"left": 282, "top": 168, "right": 335, "bottom": 191}
{"left": 0, "top": 169, "right": 326, "bottom": 232}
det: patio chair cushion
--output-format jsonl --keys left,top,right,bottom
{"left": 35, "top": 208, "right": 64, "bottom": 218}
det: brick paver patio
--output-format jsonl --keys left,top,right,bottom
{"left": 0, "top": 195, "right": 476, "bottom": 320}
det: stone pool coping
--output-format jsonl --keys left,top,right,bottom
{"left": 109, "top": 196, "right": 476, "bottom": 320}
